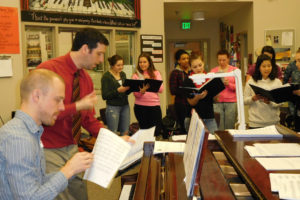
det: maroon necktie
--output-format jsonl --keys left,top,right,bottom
{"left": 72, "top": 71, "right": 81, "bottom": 143}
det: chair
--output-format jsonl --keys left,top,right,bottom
{"left": 98, "top": 108, "right": 107, "bottom": 125}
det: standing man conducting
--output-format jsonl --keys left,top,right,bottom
{"left": 37, "top": 28, "right": 108, "bottom": 199}
{"left": 0, "top": 69, "right": 93, "bottom": 200}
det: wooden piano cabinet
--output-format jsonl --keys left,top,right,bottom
{"left": 200, "top": 147, "right": 235, "bottom": 200}
{"left": 215, "top": 127, "right": 300, "bottom": 200}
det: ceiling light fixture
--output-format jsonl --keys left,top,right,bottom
{"left": 192, "top": 11, "right": 205, "bottom": 21}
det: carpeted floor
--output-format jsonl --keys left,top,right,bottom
{"left": 87, "top": 164, "right": 140, "bottom": 200}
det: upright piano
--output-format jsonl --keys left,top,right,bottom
{"left": 120, "top": 125, "right": 300, "bottom": 200}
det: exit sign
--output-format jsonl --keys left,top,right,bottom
{"left": 182, "top": 21, "right": 191, "bottom": 30}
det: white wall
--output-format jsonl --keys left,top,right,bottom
{"left": 165, "top": 19, "right": 220, "bottom": 68}
{"left": 0, "top": 0, "right": 23, "bottom": 124}
{"left": 2, "top": 0, "right": 300, "bottom": 125}
{"left": 253, "top": 0, "right": 300, "bottom": 56}
{"left": 139, "top": 0, "right": 167, "bottom": 117}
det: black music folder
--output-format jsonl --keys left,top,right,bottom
{"left": 249, "top": 83, "right": 294, "bottom": 104}
{"left": 181, "top": 77, "right": 225, "bottom": 98}
{"left": 123, "top": 79, "right": 163, "bottom": 93}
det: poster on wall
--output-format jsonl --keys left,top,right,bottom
{"left": 20, "top": 0, "right": 141, "bottom": 28}
{"left": 0, "top": 7, "right": 20, "bottom": 54}
{"left": 265, "top": 29, "right": 295, "bottom": 62}
{"left": 140, "top": 35, "right": 163, "bottom": 63}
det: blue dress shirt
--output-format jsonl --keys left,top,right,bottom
{"left": 0, "top": 110, "right": 68, "bottom": 200}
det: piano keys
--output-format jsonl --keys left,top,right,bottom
{"left": 29, "top": 0, "right": 135, "bottom": 17}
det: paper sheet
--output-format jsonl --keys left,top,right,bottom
{"left": 0, "top": 57, "right": 13, "bottom": 77}
{"left": 256, "top": 157, "right": 300, "bottom": 170}
{"left": 228, "top": 125, "right": 282, "bottom": 138}
{"left": 282, "top": 31, "right": 293, "bottom": 46}
{"left": 119, "top": 127, "right": 155, "bottom": 170}
{"left": 245, "top": 143, "right": 300, "bottom": 157}
{"left": 183, "top": 110, "right": 206, "bottom": 197}
{"left": 153, "top": 141, "right": 185, "bottom": 154}
{"left": 83, "top": 128, "right": 131, "bottom": 188}
{"left": 269, "top": 173, "right": 300, "bottom": 199}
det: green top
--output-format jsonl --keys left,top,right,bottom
{"left": 101, "top": 71, "right": 129, "bottom": 106}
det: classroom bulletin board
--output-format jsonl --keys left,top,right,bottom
{"left": 140, "top": 35, "right": 163, "bottom": 63}
{"left": 265, "top": 29, "right": 295, "bottom": 62}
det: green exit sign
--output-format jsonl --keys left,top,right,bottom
{"left": 182, "top": 21, "right": 191, "bottom": 30}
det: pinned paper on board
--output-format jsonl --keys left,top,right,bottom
{"left": 282, "top": 31, "right": 293, "bottom": 46}
{"left": 0, "top": 56, "right": 13, "bottom": 77}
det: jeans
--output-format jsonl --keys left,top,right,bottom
{"left": 203, "top": 118, "right": 218, "bottom": 134}
{"left": 106, "top": 104, "right": 130, "bottom": 135}
{"left": 214, "top": 102, "right": 237, "bottom": 130}
{"left": 185, "top": 117, "right": 218, "bottom": 134}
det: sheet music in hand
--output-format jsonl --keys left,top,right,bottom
{"left": 180, "top": 77, "right": 225, "bottom": 98}
{"left": 83, "top": 128, "right": 131, "bottom": 188}
{"left": 123, "top": 79, "right": 163, "bottom": 93}
{"left": 83, "top": 127, "right": 155, "bottom": 188}
{"left": 249, "top": 83, "right": 293, "bottom": 103}
{"left": 119, "top": 127, "right": 156, "bottom": 170}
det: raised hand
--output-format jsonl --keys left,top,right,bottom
{"left": 76, "top": 91, "right": 97, "bottom": 111}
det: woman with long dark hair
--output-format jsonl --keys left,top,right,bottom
{"left": 244, "top": 54, "right": 283, "bottom": 128}
{"left": 132, "top": 53, "right": 164, "bottom": 137}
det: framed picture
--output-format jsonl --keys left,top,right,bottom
{"left": 21, "top": 0, "right": 141, "bottom": 28}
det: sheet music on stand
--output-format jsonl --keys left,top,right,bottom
{"left": 183, "top": 109, "right": 207, "bottom": 198}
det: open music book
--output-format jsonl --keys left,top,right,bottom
{"left": 123, "top": 79, "right": 163, "bottom": 93}
{"left": 183, "top": 109, "right": 209, "bottom": 197}
{"left": 249, "top": 83, "right": 294, "bottom": 103}
{"left": 180, "top": 77, "right": 225, "bottom": 98}
{"left": 83, "top": 127, "right": 155, "bottom": 188}
{"left": 119, "top": 127, "right": 156, "bottom": 170}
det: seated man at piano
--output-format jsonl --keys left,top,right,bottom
{"left": 0, "top": 69, "right": 94, "bottom": 200}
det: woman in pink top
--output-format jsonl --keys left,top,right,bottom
{"left": 210, "top": 49, "right": 238, "bottom": 130}
{"left": 132, "top": 53, "right": 164, "bottom": 137}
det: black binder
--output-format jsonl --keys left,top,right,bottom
{"left": 181, "top": 78, "right": 225, "bottom": 98}
{"left": 249, "top": 84, "right": 294, "bottom": 104}
{"left": 123, "top": 79, "right": 163, "bottom": 93}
